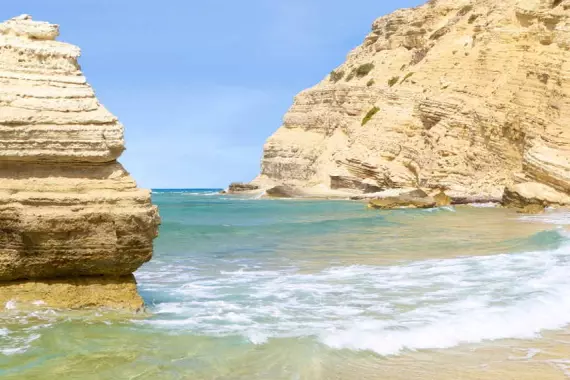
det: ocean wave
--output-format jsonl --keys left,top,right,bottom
{"left": 423, "top": 206, "right": 456, "bottom": 213}
{"left": 139, "top": 241, "right": 570, "bottom": 355}
{"left": 519, "top": 210, "right": 570, "bottom": 226}
{"left": 0, "top": 308, "right": 134, "bottom": 356}
{"left": 468, "top": 202, "right": 499, "bottom": 208}
{"left": 322, "top": 277, "right": 570, "bottom": 355}
{"left": 0, "top": 316, "right": 54, "bottom": 356}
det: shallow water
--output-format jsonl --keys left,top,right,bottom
{"left": 2, "top": 190, "right": 570, "bottom": 379}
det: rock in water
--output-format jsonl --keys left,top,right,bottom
{"left": 517, "top": 204, "right": 546, "bottom": 214}
{"left": 265, "top": 185, "right": 303, "bottom": 198}
{"left": 503, "top": 182, "right": 570, "bottom": 208}
{"left": 434, "top": 191, "right": 452, "bottom": 207}
{"left": 368, "top": 194, "right": 436, "bottom": 209}
{"left": 228, "top": 182, "right": 260, "bottom": 193}
{"left": 251, "top": 0, "right": 570, "bottom": 202}
{"left": 0, "top": 16, "right": 160, "bottom": 310}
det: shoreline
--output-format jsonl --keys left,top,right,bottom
{"left": 224, "top": 182, "right": 570, "bottom": 214}
{"left": 223, "top": 186, "right": 504, "bottom": 205}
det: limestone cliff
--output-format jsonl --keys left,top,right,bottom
{"left": 253, "top": 0, "right": 570, "bottom": 201}
{"left": 0, "top": 15, "right": 160, "bottom": 310}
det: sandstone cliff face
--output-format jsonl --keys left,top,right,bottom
{"left": 0, "top": 15, "right": 160, "bottom": 310}
{"left": 253, "top": 0, "right": 570, "bottom": 200}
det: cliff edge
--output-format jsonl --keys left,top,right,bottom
{"left": 0, "top": 15, "right": 160, "bottom": 310}
{"left": 251, "top": 0, "right": 570, "bottom": 204}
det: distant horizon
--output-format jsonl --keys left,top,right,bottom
{"left": 151, "top": 188, "right": 223, "bottom": 190}
{"left": 2, "top": 0, "right": 424, "bottom": 188}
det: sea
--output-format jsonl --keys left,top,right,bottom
{"left": 2, "top": 189, "right": 570, "bottom": 379}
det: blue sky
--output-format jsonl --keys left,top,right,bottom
{"left": 2, "top": 1, "right": 423, "bottom": 188}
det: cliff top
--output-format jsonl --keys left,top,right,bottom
{"left": 0, "top": 14, "right": 59, "bottom": 41}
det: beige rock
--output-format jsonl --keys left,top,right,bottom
{"left": 368, "top": 195, "right": 436, "bottom": 210}
{"left": 330, "top": 175, "right": 382, "bottom": 193}
{"left": 228, "top": 182, "right": 260, "bottom": 193}
{"left": 0, "top": 275, "right": 144, "bottom": 310}
{"left": 350, "top": 188, "right": 423, "bottom": 200}
{"left": 265, "top": 185, "right": 303, "bottom": 198}
{"left": 0, "top": 16, "right": 160, "bottom": 310}
{"left": 0, "top": 14, "right": 59, "bottom": 40}
{"left": 517, "top": 204, "right": 546, "bottom": 214}
{"left": 503, "top": 182, "right": 570, "bottom": 208}
{"left": 434, "top": 190, "right": 452, "bottom": 206}
{"left": 251, "top": 0, "right": 570, "bottom": 201}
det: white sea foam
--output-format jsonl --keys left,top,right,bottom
{"left": 424, "top": 206, "right": 456, "bottom": 213}
{"left": 137, "top": 240, "right": 570, "bottom": 355}
{"left": 0, "top": 332, "right": 41, "bottom": 356}
{"left": 1, "top": 347, "right": 28, "bottom": 355}
{"left": 182, "top": 192, "right": 220, "bottom": 196}
{"left": 253, "top": 191, "right": 266, "bottom": 200}
{"left": 468, "top": 202, "right": 499, "bottom": 208}
{"left": 509, "top": 348, "right": 541, "bottom": 361}
{"left": 519, "top": 211, "right": 570, "bottom": 225}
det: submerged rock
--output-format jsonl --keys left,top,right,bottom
{"left": 517, "top": 204, "right": 546, "bottom": 215}
{"left": 0, "top": 16, "right": 160, "bottom": 310}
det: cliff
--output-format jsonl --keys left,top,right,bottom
{"left": 0, "top": 15, "right": 160, "bottom": 310}
{"left": 252, "top": 0, "right": 570, "bottom": 203}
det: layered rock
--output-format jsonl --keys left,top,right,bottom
{"left": 252, "top": 0, "right": 570, "bottom": 204}
{"left": 368, "top": 189, "right": 437, "bottom": 209}
{"left": 503, "top": 181, "right": 570, "bottom": 207}
{"left": 0, "top": 15, "right": 160, "bottom": 310}
{"left": 226, "top": 182, "right": 260, "bottom": 193}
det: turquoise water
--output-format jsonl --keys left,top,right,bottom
{"left": 3, "top": 190, "right": 570, "bottom": 379}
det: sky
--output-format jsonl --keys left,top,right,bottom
{"left": 2, "top": 1, "right": 424, "bottom": 188}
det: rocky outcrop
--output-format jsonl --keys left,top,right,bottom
{"left": 0, "top": 15, "right": 160, "bottom": 310}
{"left": 251, "top": 0, "right": 570, "bottom": 204}
{"left": 227, "top": 182, "right": 260, "bottom": 193}
{"left": 434, "top": 190, "right": 452, "bottom": 206}
{"left": 368, "top": 193, "right": 436, "bottom": 209}
{"left": 503, "top": 182, "right": 570, "bottom": 208}
{"left": 265, "top": 185, "right": 304, "bottom": 198}
{"left": 0, "top": 275, "right": 144, "bottom": 310}
{"left": 330, "top": 175, "right": 382, "bottom": 193}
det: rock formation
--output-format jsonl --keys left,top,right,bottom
{"left": 250, "top": 0, "right": 570, "bottom": 206}
{"left": 0, "top": 15, "right": 160, "bottom": 310}
{"left": 368, "top": 191, "right": 437, "bottom": 209}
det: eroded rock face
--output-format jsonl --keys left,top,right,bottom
{"left": 265, "top": 185, "right": 303, "bottom": 198}
{"left": 252, "top": 0, "right": 570, "bottom": 201}
{"left": 0, "top": 275, "right": 145, "bottom": 310}
{"left": 434, "top": 190, "right": 452, "bottom": 206}
{"left": 0, "top": 15, "right": 160, "bottom": 309}
{"left": 228, "top": 182, "right": 260, "bottom": 193}
{"left": 503, "top": 182, "right": 570, "bottom": 208}
{"left": 368, "top": 194, "right": 436, "bottom": 209}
